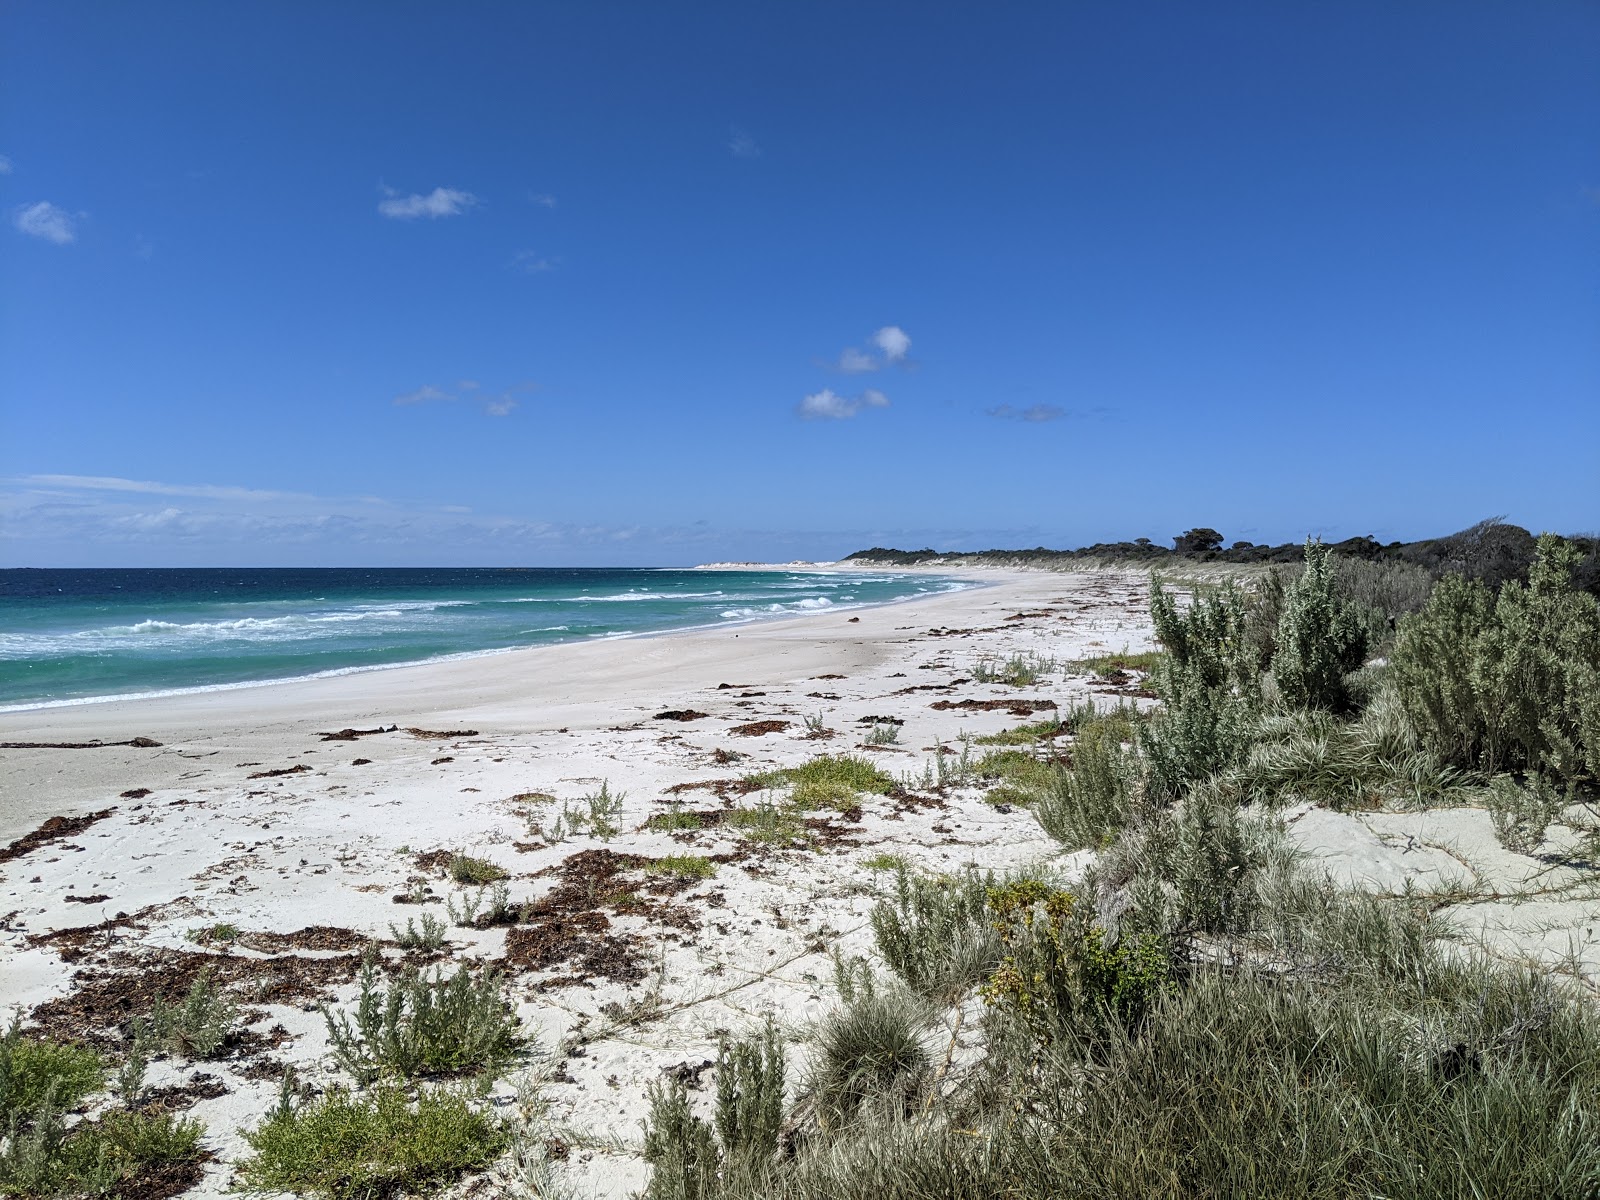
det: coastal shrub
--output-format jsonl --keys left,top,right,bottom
{"left": 449, "top": 854, "right": 508, "bottom": 886}
{"left": 140, "top": 969, "right": 238, "bottom": 1059}
{"left": 1034, "top": 720, "right": 1139, "bottom": 849}
{"left": 184, "top": 921, "right": 240, "bottom": 946}
{"left": 1140, "top": 656, "right": 1257, "bottom": 800}
{"left": 863, "top": 722, "right": 899, "bottom": 746}
{"left": 975, "top": 716, "right": 1069, "bottom": 746}
{"left": 1148, "top": 578, "right": 1258, "bottom": 697}
{"left": 1484, "top": 773, "right": 1567, "bottom": 855}
{"left": 1272, "top": 538, "right": 1369, "bottom": 712}
{"left": 870, "top": 867, "right": 999, "bottom": 1003}
{"left": 1072, "top": 649, "right": 1166, "bottom": 678}
{"left": 0, "top": 1100, "right": 204, "bottom": 1199}
{"left": 324, "top": 960, "right": 519, "bottom": 1085}
{"left": 642, "top": 1025, "right": 785, "bottom": 1200}
{"left": 238, "top": 1081, "right": 503, "bottom": 1200}
{"left": 447, "top": 883, "right": 519, "bottom": 929}
{"left": 1391, "top": 534, "right": 1600, "bottom": 785}
{"left": 980, "top": 880, "right": 1170, "bottom": 1052}
{"left": 0, "top": 1028, "right": 103, "bottom": 1127}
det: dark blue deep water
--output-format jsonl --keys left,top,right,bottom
{"left": 0, "top": 567, "right": 965, "bottom": 710}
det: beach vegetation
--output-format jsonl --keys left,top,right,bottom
{"left": 974, "top": 716, "right": 1069, "bottom": 745}
{"left": 237, "top": 1079, "right": 503, "bottom": 1200}
{"left": 323, "top": 959, "right": 520, "bottom": 1085}
{"left": 645, "top": 854, "right": 716, "bottom": 881}
{"left": 863, "top": 722, "right": 899, "bottom": 746}
{"left": 0, "top": 1026, "right": 103, "bottom": 1126}
{"left": 0, "top": 1098, "right": 204, "bottom": 1200}
{"left": 184, "top": 922, "right": 240, "bottom": 946}
{"left": 448, "top": 854, "right": 509, "bottom": 886}
{"left": 861, "top": 852, "right": 909, "bottom": 872}
{"left": 746, "top": 755, "right": 894, "bottom": 810}
{"left": 138, "top": 969, "right": 238, "bottom": 1060}
{"left": 869, "top": 867, "right": 999, "bottom": 1003}
{"left": 642, "top": 1025, "right": 785, "bottom": 1200}
{"left": 1071, "top": 648, "right": 1166, "bottom": 677}
{"left": 389, "top": 912, "right": 449, "bottom": 951}
{"left": 642, "top": 531, "right": 1600, "bottom": 1200}
{"left": 645, "top": 808, "right": 703, "bottom": 832}
{"left": 725, "top": 801, "right": 805, "bottom": 846}
{"left": 971, "top": 651, "right": 1055, "bottom": 687}
{"left": 808, "top": 963, "right": 931, "bottom": 1125}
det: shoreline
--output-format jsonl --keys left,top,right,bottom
{"left": 0, "top": 572, "right": 983, "bottom": 717}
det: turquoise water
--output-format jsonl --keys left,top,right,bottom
{"left": 0, "top": 567, "right": 966, "bottom": 711}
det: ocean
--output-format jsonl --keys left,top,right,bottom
{"left": 0, "top": 567, "right": 966, "bottom": 711}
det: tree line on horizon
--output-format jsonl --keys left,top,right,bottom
{"left": 845, "top": 516, "right": 1600, "bottom": 597}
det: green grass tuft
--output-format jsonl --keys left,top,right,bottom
{"left": 0, "top": 1026, "right": 103, "bottom": 1126}
{"left": 646, "top": 854, "right": 717, "bottom": 881}
{"left": 448, "top": 854, "right": 509, "bottom": 885}
{"left": 747, "top": 755, "right": 895, "bottom": 810}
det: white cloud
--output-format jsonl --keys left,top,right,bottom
{"left": 393, "top": 384, "right": 454, "bottom": 406}
{"left": 0, "top": 155, "right": 12, "bottom": 175}
{"left": 14, "top": 201, "right": 77, "bottom": 244}
{"left": 509, "top": 250, "right": 557, "bottom": 273}
{"left": 798, "top": 388, "right": 890, "bottom": 420}
{"left": 19, "top": 474, "right": 311, "bottom": 502}
{"left": 833, "top": 326, "right": 912, "bottom": 372}
{"left": 394, "top": 381, "right": 532, "bottom": 416}
{"left": 988, "top": 403, "right": 1067, "bottom": 422}
{"left": 529, "top": 192, "right": 557, "bottom": 208}
{"left": 872, "top": 326, "right": 911, "bottom": 363}
{"left": 729, "top": 128, "right": 761, "bottom": 159}
{"left": 378, "top": 186, "right": 477, "bottom": 220}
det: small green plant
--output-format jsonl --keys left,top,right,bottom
{"left": 139, "top": 969, "right": 238, "bottom": 1059}
{"left": 1483, "top": 774, "right": 1567, "bottom": 854}
{"left": 726, "top": 801, "right": 805, "bottom": 846}
{"left": 184, "top": 922, "right": 239, "bottom": 946}
{"left": 324, "top": 959, "right": 520, "bottom": 1084}
{"left": 862, "top": 852, "right": 909, "bottom": 872}
{"left": 584, "top": 780, "right": 626, "bottom": 841}
{"left": 747, "top": 755, "right": 894, "bottom": 810}
{"left": 238, "top": 1079, "right": 504, "bottom": 1200}
{"left": 0, "top": 1099, "right": 204, "bottom": 1199}
{"left": 976, "top": 717, "right": 1069, "bottom": 746}
{"left": 646, "top": 854, "right": 717, "bottom": 881}
{"left": 973, "top": 651, "right": 1056, "bottom": 687}
{"left": 864, "top": 723, "right": 900, "bottom": 746}
{"left": 870, "top": 867, "right": 1000, "bottom": 1002}
{"left": 1073, "top": 649, "right": 1167, "bottom": 676}
{"left": 444, "top": 881, "right": 520, "bottom": 928}
{"left": 0, "top": 1025, "right": 103, "bottom": 1125}
{"left": 646, "top": 808, "right": 703, "bottom": 832}
{"left": 642, "top": 1025, "right": 785, "bottom": 1199}
{"left": 803, "top": 711, "right": 829, "bottom": 736}
{"left": 449, "top": 854, "right": 509, "bottom": 886}
{"left": 389, "top": 911, "right": 449, "bottom": 951}
{"left": 981, "top": 882, "right": 1171, "bottom": 1045}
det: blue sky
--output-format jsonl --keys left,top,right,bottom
{"left": 2, "top": 1, "right": 1596, "bottom": 567}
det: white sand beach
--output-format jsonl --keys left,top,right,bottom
{"left": 2, "top": 566, "right": 1595, "bottom": 1198}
